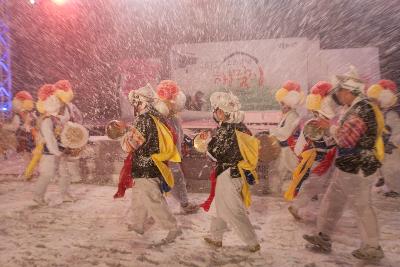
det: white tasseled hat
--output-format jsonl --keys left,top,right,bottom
{"left": 306, "top": 81, "right": 336, "bottom": 119}
{"left": 331, "top": 65, "right": 365, "bottom": 94}
{"left": 12, "top": 91, "right": 34, "bottom": 112}
{"left": 274, "top": 80, "right": 304, "bottom": 108}
{"left": 210, "top": 91, "right": 241, "bottom": 113}
{"left": 128, "top": 84, "right": 155, "bottom": 106}
{"left": 36, "top": 84, "right": 62, "bottom": 115}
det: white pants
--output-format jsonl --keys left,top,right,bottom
{"left": 381, "top": 149, "right": 400, "bottom": 193}
{"left": 269, "top": 147, "right": 298, "bottom": 193}
{"left": 292, "top": 163, "right": 334, "bottom": 211}
{"left": 131, "top": 178, "right": 177, "bottom": 232}
{"left": 85, "top": 159, "right": 96, "bottom": 180}
{"left": 64, "top": 158, "right": 82, "bottom": 183}
{"left": 170, "top": 162, "right": 189, "bottom": 207}
{"left": 209, "top": 169, "right": 258, "bottom": 246}
{"left": 317, "top": 168, "right": 380, "bottom": 247}
{"left": 35, "top": 155, "right": 71, "bottom": 198}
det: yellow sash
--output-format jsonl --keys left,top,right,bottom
{"left": 370, "top": 103, "right": 385, "bottom": 162}
{"left": 235, "top": 130, "right": 260, "bottom": 208}
{"left": 24, "top": 143, "right": 44, "bottom": 180}
{"left": 150, "top": 115, "right": 181, "bottom": 189}
{"left": 284, "top": 149, "right": 316, "bottom": 201}
{"left": 25, "top": 115, "right": 46, "bottom": 180}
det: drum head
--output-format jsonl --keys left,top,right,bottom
{"left": 257, "top": 133, "right": 281, "bottom": 164}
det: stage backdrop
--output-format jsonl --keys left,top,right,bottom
{"left": 170, "top": 38, "right": 381, "bottom": 112}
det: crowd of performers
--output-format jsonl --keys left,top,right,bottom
{"left": 0, "top": 80, "right": 89, "bottom": 204}
{"left": 269, "top": 67, "right": 399, "bottom": 260}
{"left": 0, "top": 65, "right": 399, "bottom": 261}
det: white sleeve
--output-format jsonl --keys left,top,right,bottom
{"left": 2, "top": 115, "right": 20, "bottom": 131}
{"left": 41, "top": 118, "right": 62, "bottom": 156}
{"left": 206, "top": 151, "right": 217, "bottom": 162}
{"left": 270, "top": 112, "right": 300, "bottom": 141}
{"left": 120, "top": 129, "right": 144, "bottom": 153}
{"left": 329, "top": 125, "right": 339, "bottom": 141}
{"left": 71, "top": 103, "right": 84, "bottom": 124}
{"left": 59, "top": 107, "right": 71, "bottom": 125}
{"left": 294, "top": 130, "right": 307, "bottom": 156}
{"left": 120, "top": 132, "right": 133, "bottom": 153}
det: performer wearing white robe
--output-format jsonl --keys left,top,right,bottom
{"left": 33, "top": 84, "right": 74, "bottom": 205}
{"left": 269, "top": 81, "right": 303, "bottom": 193}
{"left": 367, "top": 80, "right": 400, "bottom": 197}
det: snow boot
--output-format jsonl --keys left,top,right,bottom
{"left": 33, "top": 195, "right": 47, "bottom": 206}
{"left": 352, "top": 245, "right": 384, "bottom": 260}
{"left": 162, "top": 228, "right": 182, "bottom": 243}
{"left": 383, "top": 191, "right": 400, "bottom": 198}
{"left": 303, "top": 232, "right": 332, "bottom": 252}
{"left": 204, "top": 237, "right": 222, "bottom": 248}
{"left": 248, "top": 244, "right": 261, "bottom": 252}
{"left": 288, "top": 206, "right": 302, "bottom": 220}
{"left": 181, "top": 202, "right": 199, "bottom": 214}
{"left": 127, "top": 224, "right": 145, "bottom": 235}
{"left": 375, "top": 178, "right": 385, "bottom": 187}
{"left": 62, "top": 193, "right": 76, "bottom": 203}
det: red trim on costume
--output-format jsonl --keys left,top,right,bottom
{"left": 165, "top": 123, "right": 178, "bottom": 145}
{"left": 113, "top": 120, "right": 178, "bottom": 199}
{"left": 287, "top": 135, "right": 297, "bottom": 151}
{"left": 312, "top": 147, "right": 337, "bottom": 176}
{"left": 200, "top": 167, "right": 217, "bottom": 212}
{"left": 336, "top": 115, "right": 367, "bottom": 148}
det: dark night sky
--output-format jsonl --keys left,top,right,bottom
{"left": 7, "top": 0, "right": 400, "bottom": 120}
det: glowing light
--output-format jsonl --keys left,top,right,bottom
{"left": 52, "top": 0, "right": 67, "bottom": 5}
{"left": 29, "top": 0, "right": 35, "bottom": 4}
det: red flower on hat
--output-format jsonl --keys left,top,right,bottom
{"left": 310, "top": 81, "right": 332, "bottom": 97}
{"left": 54, "top": 80, "right": 72, "bottom": 92}
{"left": 14, "top": 91, "right": 33, "bottom": 101}
{"left": 38, "top": 84, "right": 57, "bottom": 101}
{"left": 282, "top": 80, "right": 300, "bottom": 92}
{"left": 156, "top": 80, "right": 180, "bottom": 100}
{"left": 157, "top": 88, "right": 169, "bottom": 100}
{"left": 378, "top": 79, "right": 397, "bottom": 93}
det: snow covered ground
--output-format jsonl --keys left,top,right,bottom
{"left": 1, "top": 155, "right": 399, "bottom": 267}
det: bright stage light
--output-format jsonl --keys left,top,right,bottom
{"left": 52, "top": 0, "right": 67, "bottom": 5}
{"left": 29, "top": 0, "right": 35, "bottom": 4}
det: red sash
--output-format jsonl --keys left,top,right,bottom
{"left": 113, "top": 153, "right": 134, "bottom": 198}
{"left": 200, "top": 167, "right": 217, "bottom": 212}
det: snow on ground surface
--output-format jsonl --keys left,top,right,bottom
{"left": 1, "top": 155, "right": 399, "bottom": 267}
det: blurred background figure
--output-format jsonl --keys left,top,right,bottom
{"left": 34, "top": 84, "right": 77, "bottom": 205}
{"left": 268, "top": 81, "right": 303, "bottom": 194}
{"left": 367, "top": 79, "right": 400, "bottom": 198}
{"left": 156, "top": 80, "right": 199, "bottom": 214}
{"left": 185, "top": 91, "right": 206, "bottom": 111}
{"left": 0, "top": 91, "right": 36, "bottom": 162}
{"left": 54, "top": 80, "right": 92, "bottom": 183}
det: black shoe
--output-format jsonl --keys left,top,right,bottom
{"left": 204, "top": 237, "right": 222, "bottom": 248}
{"left": 375, "top": 178, "right": 385, "bottom": 187}
{"left": 303, "top": 232, "right": 332, "bottom": 252}
{"left": 288, "top": 206, "right": 302, "bottom": 220}
{"left": 383, "top": 191, "right": 400, "bottom": 198}
{"left": 352, "top": 245, "right": 384, "bottom": 260}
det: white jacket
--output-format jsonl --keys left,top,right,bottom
{"left": 41, "top": 117, "right": 62, "bottom": 156}
{"left": 270, "top": 109, "right": 300, "bottom": 142}
{"left": 2, "top": 114, "right": 21, "bottom": 132}
{"left": 59, "top": 103, "right": 83, "bottom": 125}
